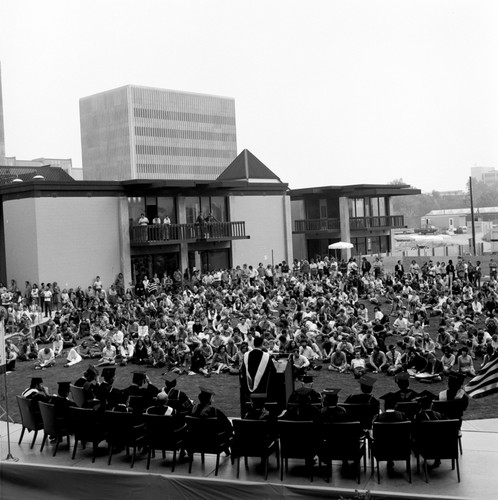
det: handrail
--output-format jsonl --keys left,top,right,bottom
{"left": 130, "top": 221, "right": 247, "bottom": 244}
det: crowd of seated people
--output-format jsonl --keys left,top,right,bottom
{"left": 3, "top": 253, "right": 497, "bottom": 392}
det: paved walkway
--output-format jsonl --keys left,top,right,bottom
{"left": 1, "top": 419, "right": 497, "bottom": 499}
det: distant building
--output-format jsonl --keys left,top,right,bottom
{"left": 471, "top": 166, "right": 498, "bottom": 184}
{"left": 0, "top": 64, "right": 75, "bottom": 176}
{"left": 0, "top": 165, "right": 74, "bottom": 185}
{"left": 80, "top": 85, "right": 237, "bottom": 182}
{"left": 421, "top": 206, "right": 498, "bottom": 231}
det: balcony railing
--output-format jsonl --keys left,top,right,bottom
{"left": 349, "top": 215, "right": 405, "bottom": 229}
{"left": 130, "top": 221, "right": 248, "bottom": 245}
{"left": 294, "top": 218, "right": 341, "bottom": 232}
{"left": 294, "top": 215, "right": 404, "bottom": 233}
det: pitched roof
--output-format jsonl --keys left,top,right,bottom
{"left": 0, "top": 165, "right": 74, "bottom": 185}
{"left": 217, "top": 149, "right": 283, "bottom": 183}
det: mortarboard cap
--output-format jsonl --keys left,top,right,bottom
{"left": 301, "top": 374, "right": 316, "bottom": 384}
{"left": 102, "top": 367, "right": 116, "bottom": 380}
{"left": 84, "top": 364, "right": 99, "bottom": 380}
{"left": 199, "top": 386, "right": 215, "bottom": 396}
{"left": 395, "top": 372, "right": 410, "bottom": 382}
{"left": 359, "top": 374, "right": 376, "bottom": 387}
{"left": 380, "top": 392, "right": 398, "bottom": 410}
{"left": 132, "top": 371, "right": 146, "bottom": 385}
{"left": 31, "top": 377, "right": 43, "bottom": 385}
{"left": 164, "top": 372, "right": 179, "bottom": 384}
{"left": 448, "top": 371, "right": 465, "bottom": 386}
{"left": 322, "top": 388, "right": 341, "bottom": 396}
{"left": 414, "top": 390, "right": 437, "bottom": 408}
{"left": 57, "top": 381, "right": 71, "bottom": 392}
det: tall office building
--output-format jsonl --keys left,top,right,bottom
{"left": 80, "top": 85, "right": 237, "bottom": 181}
{"left": 0, "top": 63, "right": 6, "bottom": 162}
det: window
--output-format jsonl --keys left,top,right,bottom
{"left": 128, "top": 197, "right": 145, "bottom": 224}
{"left": 184, "top": 196, "right": 227, "bottom": 223}
{"left": 306, "top": 199, "right": 320, "bottom": 219}
{"left": 185, "top": 196, "right": 201, "bottom": 224}
{"left": 157, "top": 196, "right": 176, "bottom": 223}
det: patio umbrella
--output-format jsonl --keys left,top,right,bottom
{"left": 328, "top": 241, "right": 353, "bottom": 259}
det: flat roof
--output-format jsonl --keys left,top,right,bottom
{"left": 290, "top": 184, "right": 421, "bottom": 198}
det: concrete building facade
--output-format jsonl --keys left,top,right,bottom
{"left": 0, "top": 150, "right": 290, "bottom": 289}
{"left": 80, "top": 85, "right": 237, "bottom": 182}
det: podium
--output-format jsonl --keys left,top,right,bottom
{"left": 240, "top": 357, "right": 294, "bottom": 417}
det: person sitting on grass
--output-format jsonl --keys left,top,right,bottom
{"left": 456, "top": 346, "right": 476, "bottom": 377}
{"left": 350, "top": 350, "right": 367, "bottom": 379}
{"left": 64, "top": 345, "right": 83, "bottom": 367}
{"left": 96, "top": 338, "right": 117, "bottom": 367}
{"left": 328, "top": 346, "right": 349, "bottom": 373}
{"left": 209, "top": 344, "right": 230, "bottom": 374}
{"left": 367, "top": 346, "right": 388, "bottom": 374}
{"left": 35, "top": 346, "right": 55, "bottom": 369}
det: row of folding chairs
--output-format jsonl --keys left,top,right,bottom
{"left": 16, "top": 396, "right": 462, "bottom": 483}
{"left": 270, "top": 418, "right": 461, "bottom": 484}
{"left": 17, "top": 395, "right": 229, "bottom": 473}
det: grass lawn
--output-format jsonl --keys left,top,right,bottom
{"left": 2, "top": 299, "right": 498, "bottom": 422}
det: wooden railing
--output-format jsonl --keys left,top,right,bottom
{"left": 294, "top": 215, "right": 404, "bottom": 232}
{"left": 130, "top": 221, "right": 247, "bottom": 244}
{"left": 349, "top": 215, "right": 405, "bottom": 229}
{"left": 294, "top": 218, "right": 341, "bottom": 232}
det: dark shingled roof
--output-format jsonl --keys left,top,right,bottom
{"left": 217, "top": 149, "right": 282, "bottom": 182}
{"left": 0, "top": 166, "right": 74, "bottom": 185}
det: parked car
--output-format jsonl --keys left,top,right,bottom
{"left": 455, "top": 226, "right": 468, "bottom": 234}
{"left": 417, "top": 225, "right": 438, "bottom": 235}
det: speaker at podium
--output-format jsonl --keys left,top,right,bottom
{"left": 240, "top": 355, "right": 294, "bottom": 417}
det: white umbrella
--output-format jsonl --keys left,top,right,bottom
{"left": 328, "top": 242, "right": 354, "bottom": 250}
{"left": 328, "top": 241, "right": 353, "bottom": 259}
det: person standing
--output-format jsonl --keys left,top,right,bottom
{"left": 361, "top": 257, "right": 371, "bottom": 276}
{"left": 43, "top": 285, "right": 53, "bottom": 318}
{"left": 240, "top": 335, "right": 276, "bottom": 404}
{"left": 394, "top": 260, "right": 405, "bottom": 280}
{"left": 163, "top": 215, "right": 171, "bottom": 239}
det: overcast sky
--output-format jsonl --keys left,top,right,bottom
{"left": 1, "top": 0, "right": 497, "bottom": 192}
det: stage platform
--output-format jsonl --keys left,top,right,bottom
{"left": 1, "top": 419, "right": 497, "bottom": 500}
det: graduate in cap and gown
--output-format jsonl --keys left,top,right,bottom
{"left": 162, "top": 372, "right": 193, "bottom": 417}
{"left": 191, "top": 386, "right": 233, "bottom": 441}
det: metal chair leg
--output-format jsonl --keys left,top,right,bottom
{"left": 30, "top": 430, "right": 38, "bottom": 449}
{"left": 18, "top": 427, "right": 26, "bottom": 445}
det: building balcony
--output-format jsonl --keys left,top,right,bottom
{"left": 293, "top": 215, "right": 405, "bottom": 233}
{"left": 349, "top": 215, "right": 405, "bottom": 230}
{"left": 130, "top": 221, "right": 249, "bottom": 246}
{"left": 294, "top": 218, "right": 341, "bottom": 232}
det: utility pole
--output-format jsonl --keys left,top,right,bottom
{"left": 469, "top": 176, "right": 477, "bottom": 256}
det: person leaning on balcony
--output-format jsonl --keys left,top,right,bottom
{"left": 138, "top": 213, "right": 149, "bottom": 225}
{"left": 152, "top": 214, "right": 161, "bottom": 225}
{"left": 163, "top": 215, "right": 171, "bottom": 239}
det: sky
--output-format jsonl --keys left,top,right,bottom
{"left": 1, "top": 0, "right": 497, "bottom": 193}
